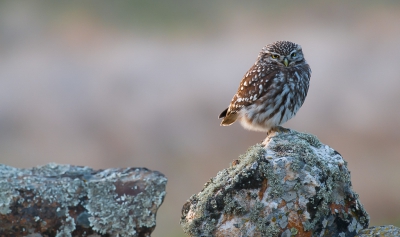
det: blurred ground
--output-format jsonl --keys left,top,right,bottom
{"left": 0, "top": 1, "right": 399, "bottom": 236}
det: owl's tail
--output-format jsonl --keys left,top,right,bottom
{"left": 219, "top": 108, "right": 238, "bottom": 126}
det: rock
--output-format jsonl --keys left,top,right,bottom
{"left": 0, "top": 164, "right": 167, "bottom": 237}
{"left": 356, "top": 225, "right": 400, "bottom": 236}
{"left": 180, "top": 128, "right": 369, "bottom": 237}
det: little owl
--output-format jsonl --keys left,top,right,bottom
{"left": 219, "top": 41, "right": 311, "bottom": 132}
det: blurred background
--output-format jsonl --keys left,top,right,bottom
{"left": 0, "top": 0, "right": 399, "bottom": 236}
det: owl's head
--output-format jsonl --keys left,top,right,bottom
{"left": 259, "top": 41, "right": 305, "bottom": 67}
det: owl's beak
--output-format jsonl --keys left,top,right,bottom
{"left": 283, "top": 57, "right": 289, "bottom": 67}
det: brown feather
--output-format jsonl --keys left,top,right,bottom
{"left": 220, "top": 111, "right": 238, "bottom": 126}
{"left": 227, "top": 63, "right": 280, "bottom": 115}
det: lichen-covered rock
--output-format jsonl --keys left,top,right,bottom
{"left": 356, "top": 225, "right": 400, "bottom": 237}
{"left": 180, "top": 128, "right": 369, "bottom": 237}
{"left": 0, "top": 164, "right": 167, "bottom": 237}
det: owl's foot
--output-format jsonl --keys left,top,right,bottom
{"left": 276, "top": 126, "right": 291, "bottom": 133}
{"left": 267, "top": 126, "right": 290, "bottom": 136}
{"left": 264, "top": 126, "right": 290, "bottom": 144}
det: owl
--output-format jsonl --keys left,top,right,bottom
{"left": 219, "top": 41, "right": 311, "bottom": 132}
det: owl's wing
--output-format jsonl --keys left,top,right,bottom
{"left": 228, "top": 63, "right": 279, "bottom": 113}
{"left": 220, "top": 63, "right": 278, "bottom": 126}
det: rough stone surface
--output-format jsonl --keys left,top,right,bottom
{"left": 0, "top": 163, "right": 167, "bottom": 237}
{"left": 356, "top": 225, "right": 400, "bottom": 237}
{"left": 180, "top": 127, "right": 369, "bottom": 237}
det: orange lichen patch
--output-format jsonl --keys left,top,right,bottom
{"left": 284, "top": 163, "right": 297, "bottom": 181}
{"left": 215, "top": 229, "right": 235, "bottom": 237}
{"left": 231, "top": 159, "right": 240, "bottom": 166}
{"left": 258, "top": 179, "right": 268, "bottom": 200}
{"left": 345, "top": 199, "right": 356, "bottom": 209}
{"left": 214, "top": 226, "right": 242, "bottom": 237}
{"left": 278, "top": 199, "right": 287, "bottom": 208}
{"left": 329, "top": 202, "right": 347, "bottom": 215}
{"left": 287, "top": 212, "right": 312, "bottom": 237}
{"left": 221, "top": 213, "right": 235, "bottom": 224}
{"left": 344, "top": 199, "right": 363, "bottom": 218}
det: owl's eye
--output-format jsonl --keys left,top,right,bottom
{"left": 291, "top": 52, "right": 296, "bottom": 57}
{"left": 271, "top": 54, "right": 279, "bottom": 59}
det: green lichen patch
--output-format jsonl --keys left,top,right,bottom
{"left": 0, "top": 164, "right": 167, "bottom": 236}
{"left": 355, "top": 225, "right": 400, "bottom": 237}
{"left": 181, "top": 142, "right": 290, "bottom": 236}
